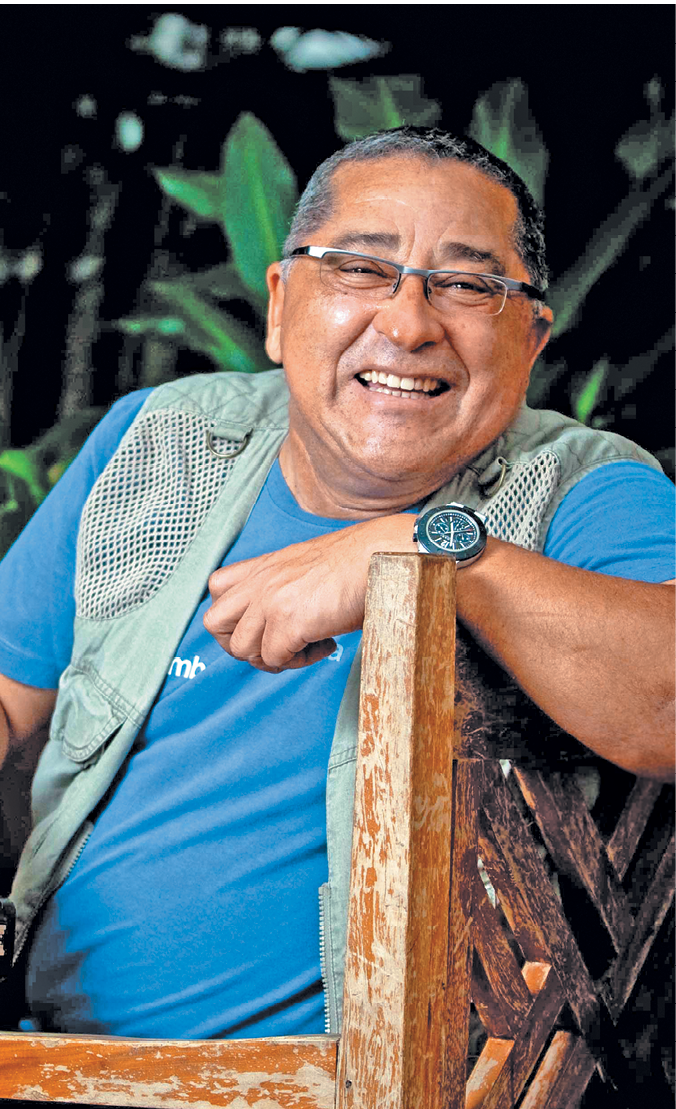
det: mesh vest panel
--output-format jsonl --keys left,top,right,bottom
{"left": 76, "top": 410, "right": 242, "bottom": 620}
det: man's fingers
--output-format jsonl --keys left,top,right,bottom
{"left": 282, "top": 639, "right": 337, "bottom": 669}
{"left": 208, "top": 560, "right": 257, "bottom": 599}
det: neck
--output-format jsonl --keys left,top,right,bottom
{"left": 278, "top": 433, "right": 441, "bottom": 520}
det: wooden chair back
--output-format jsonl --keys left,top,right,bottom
{"left": 0, "top": 553, "right": 673, "bottom": 1108}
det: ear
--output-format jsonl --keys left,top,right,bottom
{"left": 265, "top": 263, "right": 285, "bottom": 364}
{"left": 527, "top": 304, "right": 554, "bottom": 369}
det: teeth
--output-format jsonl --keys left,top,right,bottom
{"left": 357, "top": 372, "right": 442, "bottom": 393}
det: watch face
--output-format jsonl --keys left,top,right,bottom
{"left": 415, "top": 505, "right": 486, "bottom": 561}
{"left": 427, "top": 510, "right": 480, "bottom": 553}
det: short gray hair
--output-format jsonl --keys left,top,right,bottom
{"left": 281, "top": 127, "right": 548, "bottom": 292}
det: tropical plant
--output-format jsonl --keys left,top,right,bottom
{"left": 0, "top": 71, "right": 672, "bottom": 559}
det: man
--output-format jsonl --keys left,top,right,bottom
{"left": 0, "top": 128, "right": 673, "bottom": 1041}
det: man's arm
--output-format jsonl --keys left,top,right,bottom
{"left": 452, "top": 537, "right": 674, "bottom": 780}
{"left": 0, "top": 673, "right": 56, "bottom": 770}
{"left": 204, "top": 515, "right": 675, "bottom": 781}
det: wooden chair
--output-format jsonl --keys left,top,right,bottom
{"left": 0, "top": 554, "right": 672, "bottom": 1108}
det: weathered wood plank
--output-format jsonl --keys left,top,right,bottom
{"left": 513, "top": 769, "right": 632, "bottom": 953}
{"left": 0, "top": 1032, "right": 338, "bottom": 1107}
{"left": 480, "top": 764, "right": 599, "bottom": 1034}
{"left": 444, "top": 759, "right": 481, "bottom": 1101}
{"left": 519, "top": 1031, "right": 596, "bottom": 1109}
{"left": 602, "top": 834, "right": 675, "bottom": 1019}
{"left": 472, "top": 872, "right": 534, "bottom": 1037}
{"left": 336, "top": 554, "right": 458, "bottom": 1109}
{"left": 465, "top": 1039, "right": 513, "bottom": 1109}
{"left": 606, "top": 780, "right": 662, "bottom": 881}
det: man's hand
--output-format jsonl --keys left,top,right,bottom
{"left": 204, "top": 515, "right": 415, "bottom": 672}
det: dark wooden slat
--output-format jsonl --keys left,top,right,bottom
{"left": 336, "top": 554, "right": 460, "bottom": 1109}
{"left": 478, "top": 817, "right": 549, "bottom": 965}
{"left": 472, "top": 871, "right": 534, "bottom": 1036}
{"left": 484, "top": 964, "right": 564, "bottom": 1109}
{"left": 519, "top": 1031, "right": 596, "bottom": 1109}
{"left": 471, "top": 951, "right": 512, "bottom": 1038}
{"left": 513, "top": 769, "right": 632, "bottom": 953}
{"left": 0, "top": 1032, "right": 338, "bottom": 1107}
{"left": 607, "top": 779, "right": 662, "bottom": 880}
{"left": 602, "top": 834, "right": 675, "bottom": 1020}
{"left": 480, "top": 763, "right": 599, "bottom": 1035}
{"left": 465, "top": 963, "right": 564, "bottom": 1109}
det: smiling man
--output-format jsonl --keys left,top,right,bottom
{"left": 0, "top": 128, "right": 673, "bottom": 1041}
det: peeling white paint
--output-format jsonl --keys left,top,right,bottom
{"left": 21, "top": 1062, "right": 334, "bottom": 1108}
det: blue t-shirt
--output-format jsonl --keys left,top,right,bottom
{"left": 0, "top": 390, "right": 673, "bottom": 1039}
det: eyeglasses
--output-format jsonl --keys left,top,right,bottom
{"left": 289, "top": 246, "right": 545, "bottom": 316}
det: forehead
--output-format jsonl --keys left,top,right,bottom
{"left": 315, "top": 155, "right": 523, "bottom": 272}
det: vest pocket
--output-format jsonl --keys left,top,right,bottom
{"left": 51, "top": 666, "right": 126, "bottom": 763}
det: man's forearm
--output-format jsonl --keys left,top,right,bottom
{"left": 205, "top": 514, "right": 674, "bottom": 779}
{"left": 455, "top": 536, "right": 675, "bottom": 780}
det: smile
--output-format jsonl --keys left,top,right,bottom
{"left": 356, "top": 371, "right": 449, "bottom": 398}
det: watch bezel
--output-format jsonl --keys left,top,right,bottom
{"left": 413, "top": 504, "right": 487, "bottom": 563}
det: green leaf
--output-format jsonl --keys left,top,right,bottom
{"left": 153, "top": 168, "right": 223, "bottom": 222}
{"left": 574, "top": 359, "right": 608, "bottom": 425}
{"left": 548, "top": 162, "right": 674, "bottom": 338}
{"left": 615, "top": 113, "right": 674, "bottom": 182}
{"left": 330, "top": 75, "right": 441, "bottom": 142}
{"left": 186, "top": 263, "right": 258, "bottom": 307}
{"left": 222, "top": 113, "right": 298, "bottom": 301}
{"left": 115, "top": 316, "right": 186, "bottom": 337}
{"left": 150, "top": 280, "right": 269, "bottom": 373}
{"left": 0, "top": 449, "right": 47, "bottom": 506}
{"left": 0, "top": 470, "right": 41, "bottom": 559}
{"left": 468, "top": 79, "right": 548, "bottom": 205}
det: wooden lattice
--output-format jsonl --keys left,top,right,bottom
{"left": 338, "top": 555, "right": 675, "bottom": 1109}
{"left": 465, "top": 764, "right": 673, "bottom": 1108}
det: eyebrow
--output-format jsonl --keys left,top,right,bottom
{"left": 327, "top": 232, "right": 506, "bottom": 275}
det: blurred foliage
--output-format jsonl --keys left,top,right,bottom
{"left": 469, "top": 79, "right": 548, "bottom": 205}
{"left": 0, "top": 408, "right": 104, "bottom": 556}
{"left": 0, "top": 63, "right": 673, "bottom": 558}
{"left": 330, "top": 74, "right": 441, "bottom": 139}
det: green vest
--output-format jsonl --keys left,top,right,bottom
{"left": 8, "top": 369, "right": 661, "bottom": 1033}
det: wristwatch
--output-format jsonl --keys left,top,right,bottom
{"left": 413, "top": 503, "right": 487, "bottom": 567}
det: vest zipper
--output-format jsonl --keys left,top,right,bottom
{"left": 318, "top": 884, "right": 331, "bottom": 1034}
{"left": 12, "top": 822, "right": 93, "bottom": 968}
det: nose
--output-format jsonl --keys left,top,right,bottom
{"left": 370, "top": 272, "right": 447, "bottom": 351}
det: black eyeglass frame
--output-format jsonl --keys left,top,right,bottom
{"left": 289, "top": 245, "right": 546, "bottom": 307}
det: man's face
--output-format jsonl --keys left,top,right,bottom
{"left": 266, "top": 156, "right": 553, "bottom": 511}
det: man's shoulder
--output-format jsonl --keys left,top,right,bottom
{"left": 140, "top": 369, "right": 290, "bottom": 433}
{"left": 501, "top": 405, "right": 662, "bottom": 476}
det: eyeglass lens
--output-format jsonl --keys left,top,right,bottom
{"left": 318, "top": 252, "right": 508, "bottom": 314}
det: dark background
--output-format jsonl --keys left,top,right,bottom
{"left": 0, "top": 5, "right": 673, "bottom": 455}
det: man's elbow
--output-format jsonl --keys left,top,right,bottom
{"left": 603, "top": 693, "right": 675, "bottom": 782}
